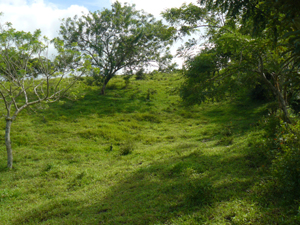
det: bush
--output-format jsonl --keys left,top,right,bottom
{"left": 123, "top": 75, "right": 132, "bottom": 88}
{"left": 119, "top": 140, "right": 135, "bottom": 155}
{"left": 290, "top": 98, "right": 300, "bottom": 114}
{"left": 254, "top": 116, "right": 300, "bottom": 200}
{"left": 249, "top": 83, "right": 274, "bottom": 102}
{"left": 84, "top": 76, "right": 95, "bottom": 86}
{"left": 270, "top": 120, "right": 300, "bottom": 199}
{"left": 135, "top": 68, "right": 145, "bottom": 80}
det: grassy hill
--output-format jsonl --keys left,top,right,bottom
{"left": 0, "top": 72, "right": 299, "bottom": 224}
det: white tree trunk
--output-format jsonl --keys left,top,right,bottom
{"left": 5, "top": 118, "right": 13, "bottom": 169}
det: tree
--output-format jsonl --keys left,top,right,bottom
{"left": 176, "top": 38, "right": 199, "bottom": 70}
{"left": 181, "top": 28, "right": 299, "bottom": 123}
{"left": 59, "top": 1, "right": 175, "bottom": 95}
{"left": 0, "top": 22, "right": 90, "bottom": 169}
{"left": 198, "top": 0, "right": 300, "bottom": 64}
{"left": 163, "top": 1, "right": 300, "bottom": 123}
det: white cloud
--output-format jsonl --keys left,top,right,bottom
{"left": 0, "top": 0, "right": 89, "bottom": 39}
{"left": 0, "top": 0, "right": 201, "bottom": 68}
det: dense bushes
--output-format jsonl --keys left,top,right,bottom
{"left": 271, "top": 120, "right": 300, "bottom": 199}
{"left": 252, "top": 115, "right": 300, "bottom": 200}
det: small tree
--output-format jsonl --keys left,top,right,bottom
{"left": 59, "top": 1, "right": 175, "bottom": 95}
{"left": 0, "top": 22, "right": 90, "bottom": 169}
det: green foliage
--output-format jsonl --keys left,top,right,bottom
{"left": 180, "top": 49, "right": 225, "bottom": 104}
{"left": 146, "top": 88, "right": 157, "bottom": 101}
{"left": 249, "top": 83, "right": 275, "bottom": 102}
{"left": 123, "top": 75, "right": 132, "bottom": 89}
{"left": 0, "top": 20, "right": 88, "bottom": 168}
{"left": 135, "top": 68, "right": 145, "bottom": 80}
{"left": 161, "top": 3, "right": 207, "bottom": 37}
{"left": 163, "top": 0, "right": 300, "bottom": 124}
{"left": 59, "top": 1, "right": 175, "bottom": 94}
{"left": 246, "top": 114, "right": 300, "bottom": 201}
{"left": 270, "top": 120, "right": 300, "bottom": 199}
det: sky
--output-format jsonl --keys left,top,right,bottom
{"left": 0, "top": 0, "right": 200, "bottom": 67}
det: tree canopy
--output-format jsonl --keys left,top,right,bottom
{"left": 163, "top": 0, "right": 300, "bottom": 123}
{"left": 59, "top": 1, "right": 175, "bottom": 94}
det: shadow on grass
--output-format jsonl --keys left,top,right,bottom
{"left": 199, "top": 98, "right": 267, "bottom": 137}
{"left": 30, "top": 85, "right": 158, "bottom": 125}
{"left": 12, "top": 150, "right": 260, "bottom": 224}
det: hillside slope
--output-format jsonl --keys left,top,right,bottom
{"left": 0, "top": 73, "right": 299, "bottom": 224}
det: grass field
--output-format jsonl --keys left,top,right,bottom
{"left": 0, "top": 72, "right": 299, "bottom": 224}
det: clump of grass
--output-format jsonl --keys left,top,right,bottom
{"left": 218, "top": 136, "right": 234, "bottom": 146}
{"left": 68, "top": 171, "right": 88, "bottom": 190}
{"left": 134, "top": 112, "right": 161, "bottom": 123}
{"left": 119, "top": 140, "right": 135, "bottom": 155}
{"left": 217, "top": 123, "right": 234, "bottom": 146}
{"left": 186, "top": 179, "right": 214, "bottom": 205}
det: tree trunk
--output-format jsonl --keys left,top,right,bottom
{"left": 261, "top": 73, "right": 291, "bottom": 123}
{"left": 101, "top": 83, "right": 106, "bottom": 95}
{"left": 5, "top": 118, "right": 13, "bottom": 169}
{"left": 277, "top": 93, "right": 291, "bottom": 124}
{"left": 101, "top": 77, "right": 112, "bottom": 95}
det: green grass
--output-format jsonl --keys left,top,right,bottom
{"left": 0, "top": 72, "right": 299, "bottom": 224}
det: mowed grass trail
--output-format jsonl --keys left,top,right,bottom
{"left": 0, "top": 73, "right": 297, "bottom": 224}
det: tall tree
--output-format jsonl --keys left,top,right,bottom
{"left": 198, "top": 0, "right": 300, "bottom": 63}
{"left": 163, "top": 1, "right": 300, "bottom": 123}
{"left": 59, "top": 1, "right": 175, "bottom": 95}
{"left": 0, "top": 22, "right": 90, "bottom": 169}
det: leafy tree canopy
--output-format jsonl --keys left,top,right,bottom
{"left": 59, "top": 1, "right": 176, "bottom": 94}
{"left": 163, "top": 1, "right": 300, "bottom": 123}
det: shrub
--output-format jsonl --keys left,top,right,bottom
{"left": 119, "top": 140, "right": 135, "bottom": 155}
{"left": 84, "top": 76, "right": 95, "bottom": 86}
{"left": 245, "top": 115, "right": 283, "bottom": 168}
{"left": 254, "top": 115, "right": 300, "bottom": 200}
{"left": 270, "top": 120, "right": 300, "bottom": 199}
{"left": 135, "top": 68, "right": 145, "bottom": 80}
{"left": 123, "top": 75, "right": 132, "bottom": 88}
{"left": 249, "top": 83, "right": 274, "bottom": 102}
